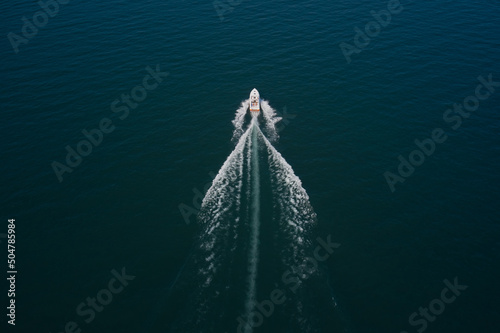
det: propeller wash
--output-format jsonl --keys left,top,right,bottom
{"left": 168, "top": 90, "right": 346, "bottom": 333}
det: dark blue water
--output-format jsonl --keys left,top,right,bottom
{"left": 1, "top": 0, "right": 499, "bottom": 332}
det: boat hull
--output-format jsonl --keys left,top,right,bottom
{"left": 249, "top": 88, "right": 260, "bottom": 113}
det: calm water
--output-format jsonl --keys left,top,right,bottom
{"left": 1, "top": 0, "right": 499, "bottom": 332}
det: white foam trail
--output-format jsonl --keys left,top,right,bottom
{"left": 201, "top": 128, "right": 249, "bottom": 211}
{"left": 195, "top": 99, "right": 316, "bottom": 330}
{"left": 258, "top": 124, "right": 316, "bottom": 276}
{"left": 198, "top": 127, "right": 250, "bottom": 287}
{"left": 243, "top": 118, "right": 261, "bottom": 331}
{"left": 232, "top": 99, "right": 250, "bottom": 142}
{"left": 257, "top": 125, "right": 317, "bottom": 326}
{"left": 260, "top": 100, "right": 282, "bottom": 142}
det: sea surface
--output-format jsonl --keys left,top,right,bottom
{"left": 1, "top": 0, "right": 499, "bottom": 332}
